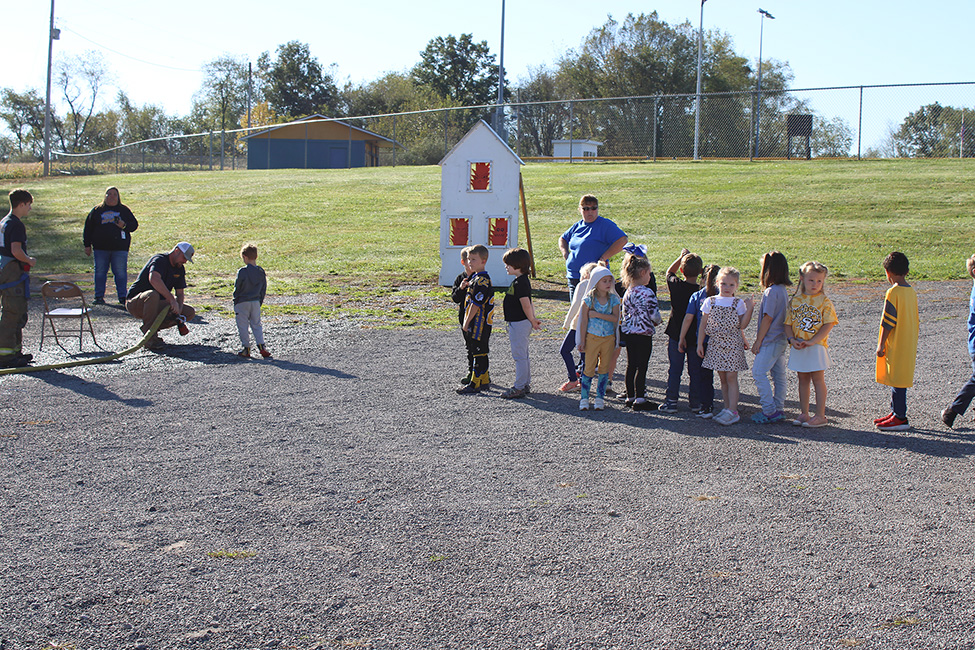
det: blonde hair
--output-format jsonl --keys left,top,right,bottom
{"left": 240, "top": 243, "right": 258, "bottom": 260}
{"left": 579, "top": 262, "right": 599, "bottom": 280}
{"left": 796, "top": 260, "right": 829, "bottom": 295}
{"left": 966, "top": 254, "right": 975, "bottom": 279}
{"left": 716, "top": 266, "right": 740, "bottom": 288}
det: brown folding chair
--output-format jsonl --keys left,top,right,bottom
{"left": 39, "top": 281, "right": 100, "bottom": 352}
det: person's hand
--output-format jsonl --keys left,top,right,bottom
{"left": 597, "top": 259, "right": 608, "bottom": 267}
{"left": 697, "top": 345, "right": 705, "bottom": 358}
{"left": 876, "top": 342, "right": 886, "bottom": 357}
{"left": 744, "top": 296, "right": 755, "bottom": 310}
{"left": 677, "top": 340, "right": 686, "bottom": 354}
{"left": 169, "top": 297, "right": 181, "bottom": 315}
{"left": 681, "top": 248, "right": 690, "bottom": 256}
{"left": 25, "top": 256, "right": 36, "bottom": 270}
{"left": 531, "top": 318, "right": 542, "bottom": 330}
{"left": 577, "top": 344, "right": 585, "bottom": 353}
{"left": 751, "top": 340, "right": 761, "bottom": 355}
{"left": 742, "top": 335, "right": 750, "bottom": 350}
{"left": 115, "top": 217, "right": 126, "bottom": 229}
{"left": 84, "top": 246, "right": 92, "bottom": 257}
{"left": 460, "top": 279, "right": 469, "bottom": 289}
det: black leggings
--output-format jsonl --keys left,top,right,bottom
{"left": 623, "top": 333, "right": 653, "bottom": 398}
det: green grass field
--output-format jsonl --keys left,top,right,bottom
{"left": 4, "top": 159, "right": 974, "bottom": 325}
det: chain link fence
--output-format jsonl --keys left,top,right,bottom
{"left": 48, "top": 82, "right": 975, "bottom": 174}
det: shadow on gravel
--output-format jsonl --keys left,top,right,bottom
{"left": 33, "top": 371, "right": 153, "bottom": 407}
{"left": 151, "top": 343, "right": 244, "bottom": 364}
{"left": 264, "top": 359, "right": 356, "bottom": 378}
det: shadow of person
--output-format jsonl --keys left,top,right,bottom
{"left": 33, "top": 370, "right": 153, "bottom": 407}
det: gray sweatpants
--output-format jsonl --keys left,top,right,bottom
{"left": 234, "top": 300, "right": 265, "bottom": 348}
{"left": 507, "top": 319, "right": 532, "bottom": 390}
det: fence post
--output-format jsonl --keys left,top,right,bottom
{"left": 443, "top": 110, "right": 448, "bottom": 156}
{"left": 208, "top": 132, "right": 213, "bottom": 170}
{"left": 652, "top": 97, "right": 658, "bottom": 162}
{"left": 348, "top": 122, "right": 352, "bottom": 169}
{"left": 142, "top": 148, "right": 146, "bottom": 172}
{"left": 220, "top": 130, "right": 225, "bottom": 170}
{"left": 392, "top": 115, "right": 397, "bottom": 167}
{"left": 568, "top": 102, "right": 574, "bottom": 164}
{"left": 857, "top": 86, "right": 864, "bottom": 161}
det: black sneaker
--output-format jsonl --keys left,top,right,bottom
{"left": 632, "top": 400, "right": 659, "bottom": 412}
{"left": 456, "top": 382, "right": 481, "bottom": 395}
{"left": 942, "top": 407, "right": 958, "bottom": 429}
{"left": 0, "top": 355, "right": 29, "bottom": 368}
{"left": 92, "top": 297, "right": 106, "bottom": 305}
{"left": 15, "top": 352, "right": 33, "bottom": 362}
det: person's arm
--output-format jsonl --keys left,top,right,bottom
{"left": 807, "top": 322, "right": 835, "bottom": 347}
{"left": 877, "top": 297, "right": 896, "bottom": 356}
{"left": 739, "top": 296, "right": 755, "bottom": 331}
{"left": 696, "top": 313, "right": 709, "bottom": 358}
{"left": 877, "top": 326, "right": 892, "bottom": 357}
{"left": 10, "top": 242, "right": 36, "bottom": 268}
{"left": 83, "top": 210, "right": 93, "bottom": 256}
{"left": 666, "top": 249, "right": 691, "bottom": 276}
{"left": 121, "top": 206, "right": 138, "bottom": 232}
{"left": 558, "top": 236, "right": 570, "bottom": 260}
{"left": 678, "top": 313, "right": 694, "bottom": 353}
{"left": 598, "top": 235, "right": 628, "bottom": 266}
{"left": 577, "top": 308, "right": 589, "bottom": 352}
{"left": 751, "top": 314, "right": 773, "bottom": 355}
{"left": 519, "top": 296, "right": 542, "bottom": 329}
{"left": 149, "top": 271, "right": 180, "bottom": 315}
{"left": 463, "top": 303, "right": 479, "bottom": 332}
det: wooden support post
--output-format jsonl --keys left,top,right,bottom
{"left": 518, "top": 172, "right": 536, "bottom": 278}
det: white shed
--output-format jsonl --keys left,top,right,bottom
{"left": 552, "top": 139, "right": 603, "bottom": 161}
{"left": 438, "top": 120, "right": 525, "bottom": 287}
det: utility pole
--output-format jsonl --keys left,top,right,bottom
{"left": 43, "top": 0, "right": 58, "bottom": 176}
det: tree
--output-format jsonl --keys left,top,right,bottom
{"left": 0, "top": 88, "right": 45, "bottom": 158}
{"left": 53, "top": 50, "right": 114, "bottom": 152}
{"left": 412, "top": 34, "right": 500, "bottom": 107}
{"left": 810, "top": 115, "right": 854, "bottom": 158}
{"left": 117, "top": 92, "right": 174, "bottom": 153}
{"left": 892, "top": 103, "right": 973, "bottom": 158}
{"left": 257, "top": 41, "right": 338, "bottom": 118}
{"left": 193, "top": 55, "right": 251, "bottom": 133}
{"left": 511, "top": 66, "right": 573, "bottom": 157}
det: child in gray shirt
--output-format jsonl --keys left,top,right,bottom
{"left": 234, "top": 243, "right": 271, "bottom": 358}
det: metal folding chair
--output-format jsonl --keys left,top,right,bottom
{"left": 39, "top": 281, "right": 100, "bottom": 352}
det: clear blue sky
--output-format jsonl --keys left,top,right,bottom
{"left": 6, "top": 0, "right": 975, "bottom": 150}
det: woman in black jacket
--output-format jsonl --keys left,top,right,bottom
{"left": 83, "top": 186, "right": 138, "bottom": 305}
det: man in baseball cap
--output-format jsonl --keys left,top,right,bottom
{"left": 124, "top": 242, "right": 197, "bottom": 349}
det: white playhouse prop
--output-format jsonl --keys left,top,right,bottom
{"left": 438, "top": 120, "right": 525, "bottom": 288}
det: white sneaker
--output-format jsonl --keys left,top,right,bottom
{"left": 719, "top": 411, "right": 740, "bottom": 426}
{"left": 579, "top": 398, "right": 591, "bottom": 411}
{"left": 713, "top": 409, "right": 731, "bottom": 423}
{"left": 593, "top": 398, "right": 605, "bottom": 411}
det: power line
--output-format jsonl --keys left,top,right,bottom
{"left": 59, "top": 26, "right": 203, "bottom": 73}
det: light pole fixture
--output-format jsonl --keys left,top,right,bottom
{"left": 693, "top": 0, "right": 707, "bottom": 161}
{"left": 753, "top": 8, "right": 775, "bottom": 159}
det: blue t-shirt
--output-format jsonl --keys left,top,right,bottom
{"left": 583, "top": 292, "right": 620, "bottom": 338}
{"left": 687, "top": 288, "right": 711, "bottom": 345}
{"left": 561, "top": 216, "right": 627, "bottom": 280}
{"left": 967, "top": 282, "right": 975, "bottom": 357}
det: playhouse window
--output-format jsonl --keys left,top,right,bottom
{"left": 469, "top": 161, "right": 492, "bottom": 192}
{"left": 488, "top": 217, "right": 509, "bottom": 247}
{"left": 449, "top": 217, "right": 470, "bottom": 246}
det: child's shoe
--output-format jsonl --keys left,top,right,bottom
{"left": 874, "top": 412, "right": 894, "bottom": 425}
{"left": 237, "top": 347, "right": 251, "bottom": 358}
{"left": 942, "top": 407, "right": 958, "bottom": 429}
{"left": 258, "top": 345, "right": 272, "bottom": 359}
{"left": 718, "top": 410, "right": 740, "bottom": 425}
{"left": 877, "top": 415, "right": 909, "bottom": 431}
{"left": 632, "top": 398, "right": 659, "bottom": 412}
{"left": 559, "top": 380, "right": 581, "bottom": 392}
{"left": 501, "top": 386, "right": 528, "bottom": 399}
{"left": 658, "top": 400, "right": 678, "bottom": 414}
{"left": 624, "top": 397, "right": 636, "bottom": 408}
{"left": 593, "top": 398, "right": 605, "bottom": 411}
{"left": 693, "top": 406, "right": 713, "bottom": 419}
{"left": 457, "top": 382, "right": 481, "bottom": 395}
{"left": 579, "top": 398, "right": 591, "bottom": 411}
{"left": 752, "top": 410, "right": 785, "bottom": 424}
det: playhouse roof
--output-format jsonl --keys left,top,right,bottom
{"left": 243, "top": 115, "right": 402, "bottom": 148}
{"left": 439, "top": 120, "right": 524, "bottom": 166}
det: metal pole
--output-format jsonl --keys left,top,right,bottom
{"left": 347, "top": 123, "right": 352, "bottom": 168}
{"left": 42, "top": 0, "right": 56, "bottom": 177}
{"left": 694, "top": 0, "right": 705, "bottom": 161}
{"left": 857, "top": 86, "right": 863, "bottom": 160}
{"left": 444, "top": 110, "right": 448, "bottom": 156}
{"left": 495, "top": 0, "right": 506, "bottom": 137}
{"left": 220, "top": 130, "right": 225, "bottom": 170}
{"left": 568, "top": 102, "right": 574, "bottom": 164}
{"left": 392, "top": 115, "right": 397, "bottom": 167}
{"left": 754, "top": 9, "right": 775, "bottom": 159}
{"left": 652, "top": 97, "right": 658, "bottom": 162}
{"left": 247, "top": 62, "right": 252, "bottom": 130}
{"left": 208, "top": 131, "right": 213, "bottom": 170}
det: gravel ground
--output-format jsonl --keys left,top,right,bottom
{"left": 2, "top": 280, "right": 975, "bottom": 650}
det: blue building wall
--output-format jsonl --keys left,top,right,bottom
{"left": 247, "top": 139, "right": 367, "bottom": 169}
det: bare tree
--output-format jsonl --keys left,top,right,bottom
{"left": 54, "top": 50, "right": 114, "bottom": 152}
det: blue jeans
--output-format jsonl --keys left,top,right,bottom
{"left": 950, "top": 355, "right": 975, "bottom": 416}
{"left": 752, "top": 339, "right": 789, "bottom": 415}
{"left": 93, "top": 249, "right": 128, "bottom": 301}
{"left": 689, "top": 342, "right": 714, "bottom": 411}
{"left": 666, "top": 337, "right": 700, "bottom": 407}
{"left": 891, "top": 386, "right": 907, "bottom": 419}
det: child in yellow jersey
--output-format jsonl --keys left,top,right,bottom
{"left": 874, "top": 252, "right": 919, "bottom": 431}
{"left": 785, "top": 261, "right": 838, "bottom": 428}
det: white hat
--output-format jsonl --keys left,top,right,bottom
{"left": 176, "top": 242, "right": 195, "bottom": 263}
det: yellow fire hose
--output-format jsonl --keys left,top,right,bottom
{"left": 0, "top": 307, "right": 171, "bottom": 376}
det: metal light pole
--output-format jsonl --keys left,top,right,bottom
{"left": 495, "top": 0, "right": 506, "bottom": 139}
{"left": 753, "top": 8, "right": 774, "bottom": 159}
{"left": 693, "top": 0, "right": 707, "bottom": 161}
{"left": 42, "top": 0, "right": 59, "bottom": 177}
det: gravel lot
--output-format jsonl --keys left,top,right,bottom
{"left": 2, "top": 280, "right": 975, "bottom": 650}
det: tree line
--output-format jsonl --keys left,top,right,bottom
{"left": 0, "top": 12, "right": 960, "bottom": 165}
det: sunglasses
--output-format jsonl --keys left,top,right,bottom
{"left": 581, "top": 206, "right": 598, "bottom": 211}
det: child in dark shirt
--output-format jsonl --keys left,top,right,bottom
{"left": 500, "top": 248, "right": 541, "bottom": 399}
{"left": 660, "top": 249, "right": 703, "bottom": 413}
{"left": 457, "top": 245, "right": 494, "bottom": 394}
{"left": 451, "top": 246, "right": 473, "bottom": 384}
{"left": 234, "top": 243, "right": 271, "bottom": 358}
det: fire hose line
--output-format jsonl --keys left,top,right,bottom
{"left": 0, "top": 307, "right": 171, "bottom": 376}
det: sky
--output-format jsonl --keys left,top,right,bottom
{"left": 4, "top": 0, "right": 975, "bottom": 151}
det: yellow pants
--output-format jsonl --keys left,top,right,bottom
{"left": 583, "top": 332, "right": 616, "bottom": 377}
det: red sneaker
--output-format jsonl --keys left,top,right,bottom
{"left": 877, "top": 415, "right": 910, "bottom": 431}
{"left": 259, "top": 346, "right": 272, "bottom": 359}
{"left": 873, "top": 412, "right": 894, "bottom": 425}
